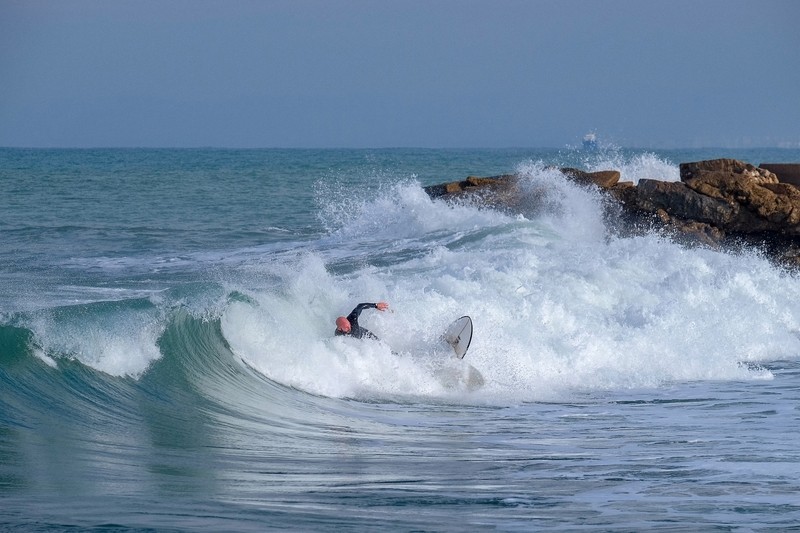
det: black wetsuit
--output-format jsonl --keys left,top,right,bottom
{"left": 335, "top": 303, "right": 380, "bottom": 340}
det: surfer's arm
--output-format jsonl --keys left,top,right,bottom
{"left": 347, "top": 303, "right": 376, "bottom": 322}
{"left": 346, "top": 302, "right": 388, "bottom": 322}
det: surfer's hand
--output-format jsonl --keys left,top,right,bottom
{"left": 376, "top": 301, "right": 389, "bottom": 311}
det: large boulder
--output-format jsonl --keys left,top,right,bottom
{"left": 627, "top": 159, "right": 800, "bottom": 236}
{"left": 422, "top": 174, "right": 516, "bottom": 197}
{"left": 635, "top": 179, "right": 738, "bottom": 226}
{"left": 560, "top": 168, "right": 621, "bottom": 189}
{"left": 679, "top": 158, "right": 778, "bottom": 183}
{"left": 678, "top": 159, "right": 800, "bottom": 233}
{"left": 422, "top": 174, "right": 533, "bottom": 213}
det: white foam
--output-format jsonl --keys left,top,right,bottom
{"left": 318, "top": 179, "right": 513, "bottom": 247}
{"left": 588, "top": 151, "right": 680, "bottom": 184}
{"left": 28, "top": 304, "right": 164, "bottom": 378}
{"left": 221, "top": 179, "right": 800, "bottom": 402}
{"left": 221, "top": 254, "right": 447, "bottom": 398}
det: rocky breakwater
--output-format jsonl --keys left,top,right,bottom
{"left": 424, "top": 159, "right": 800, "bottom": 267}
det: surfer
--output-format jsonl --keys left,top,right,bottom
{"left": 335, "top": 301, "right": 389, "bottom": 340}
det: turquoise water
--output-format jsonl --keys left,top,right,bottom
{"left": 3, "top": 147, "right": 800, "bottom": 530}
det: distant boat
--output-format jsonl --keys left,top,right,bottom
{"left": 582, "top": 132, "right": 598, "bottom": 151}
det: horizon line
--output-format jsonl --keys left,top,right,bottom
{"left": 2, "top": 145, "right": 799, "bottom": 151}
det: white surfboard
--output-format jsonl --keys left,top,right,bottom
{"left": 444, "top": 316, "right": 472, "bottom": 359}
{"left": 434, "top": 315, "right": 483, "bottom": 391}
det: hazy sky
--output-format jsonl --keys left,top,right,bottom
{"left": 1, "top": 0, "right": 798, "bottom": 148}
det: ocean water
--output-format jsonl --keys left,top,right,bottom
{"left": 3, "top": 146, "right": 800, "bottom": 531}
